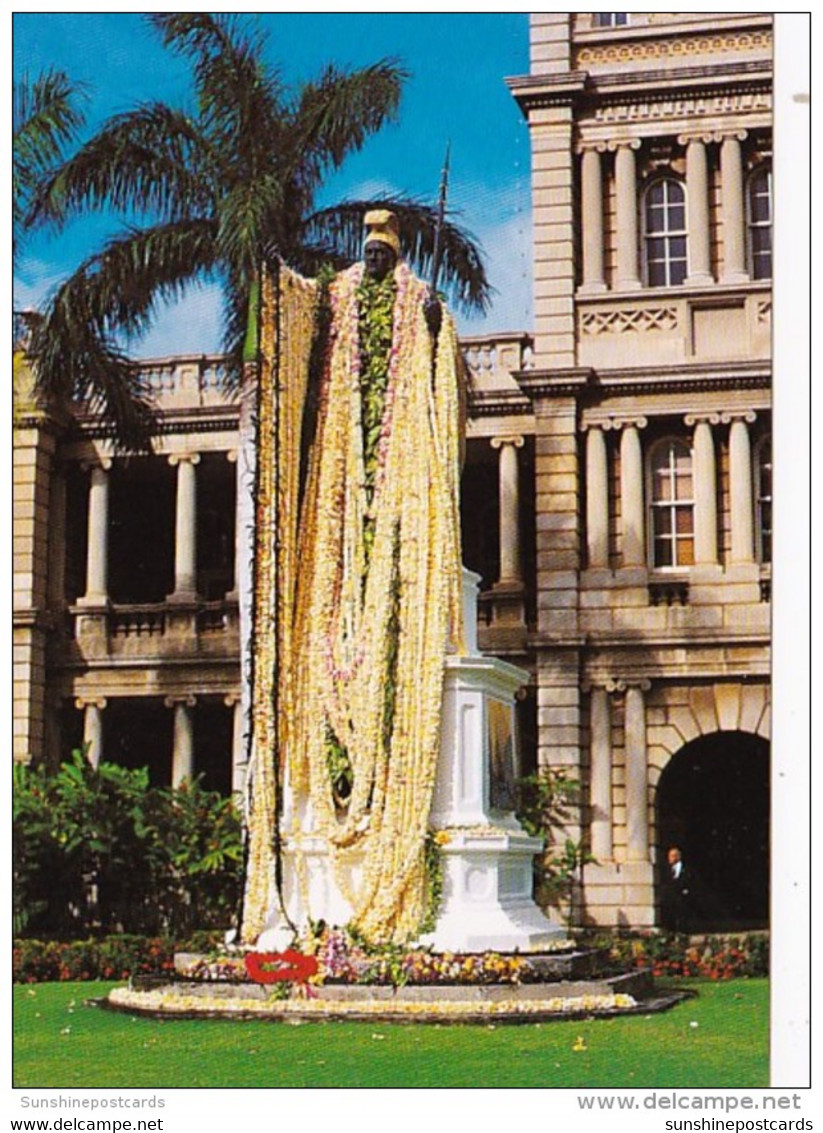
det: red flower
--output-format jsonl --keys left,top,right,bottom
{"left": 245, "top": 950, "right": 319, "bottom": 984}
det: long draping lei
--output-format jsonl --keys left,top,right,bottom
{"left": 241, "top": 261, "right": 464, "bottom": 946}
{"left": 241, "top": 265, "right": 318, "bottom": 943}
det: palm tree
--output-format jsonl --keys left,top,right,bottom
{"left": 26, "top": 14, "right": 490, "bottom": 450}
{"left": 14, "top": 68, "right": 86, "bottom": 263}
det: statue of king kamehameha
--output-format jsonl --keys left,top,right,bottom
{"left": 237, "top": 209, "right": 466, "bottom": 946}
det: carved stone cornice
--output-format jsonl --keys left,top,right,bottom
{"left": 507, "top": 71, "right": 588, "bottom": 114}
{"left": 515, "top": 368, "right": 594, "bottom": 400}
{"left": 518, "top": 360, "right": 770, "bottom": 404}
{"left": 467, "top": 389, "right": 532, "bottom": 418}
{"left": 70, "top": 405, "right": 240, "bottom": 441}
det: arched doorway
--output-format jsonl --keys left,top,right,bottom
{"left": 656, "top": 731, "right": 769, "bottom": 931}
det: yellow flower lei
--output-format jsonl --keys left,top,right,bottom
{"left": 242, "top": 260, "right": 464, "bottom": 946}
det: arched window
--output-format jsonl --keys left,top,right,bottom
{"left": 756, "top": 438, "right": 772, "bottom": 563}
{"left": 593, "top": 13, "right": 628, "bottom": 27}
{"left": 649, "top": 439, "right": 694, "bottom": 568}
{"left": 747, "top": 167, "right": 772, "bottom": 281}
{"left": 644, "top": 178, "right": 688, "bottom": 287}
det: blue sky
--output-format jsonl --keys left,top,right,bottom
{"left": 13, "top": 12, "right": 533, "bottom": 357}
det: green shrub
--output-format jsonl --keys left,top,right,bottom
{"left": 13, "top": 751, "right": 243, "bottom": 938}
{"left": 14, "top": 936, "right": 167, "bottom": 983}
{"left": 516, "top": 769, "right": 594, "bottom": 915}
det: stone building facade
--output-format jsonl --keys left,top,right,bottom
{"left": 13, "top": 13, "right": 771, "bottom": 929}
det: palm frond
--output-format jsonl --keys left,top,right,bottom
{"left": 31, "top": 218, "right": 219, "bottom": 450}
{"left": 13, "top": 69, "right": 87, "bottom": 164}
{"left": 303, "top": 198, "right": 492, "bottom": 314}
{"left": 215, "top": 176, "right": 285, "bottom": 276}
{"left": 148, "top": 13, "right": 283, "bottom": 174}
{"left": 13, "top": 69, "right": 87, "bottom": 254}
{"left": 27, "top": 104, "right": 215, "bottom": 228}
{"left": 289, "top": 60, "right": 406, "bottom": 192}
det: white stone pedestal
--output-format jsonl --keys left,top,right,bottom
{"left": 421, "top": 571, "right": 564, "bottom": 951}
{"left": 257, "top": 569, "right": 563, "bottom": 952}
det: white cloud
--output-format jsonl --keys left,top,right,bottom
{"left": 14, "top": 264, "right": 226, "bottom": 360}
{"left": 463, "top": 206, "right": 533, "bottom": 336}
{"left": 128, "top": 283, "right": 225, "bottom": 359}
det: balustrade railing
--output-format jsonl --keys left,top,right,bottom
{"left": 69, "top": 596, "right": 239, "bottom": 653}
{"left": 109, "top": 603, "right": 167, "bottom": 637}
{"left": 461, "top": 333, "right": 535, "bottom": 389}
{"left": 126, "top": 335, "right": 535, "bottom": 409}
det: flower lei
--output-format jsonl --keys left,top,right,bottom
{"left": 242, "top": 259, "right": 464, "bottom": 947}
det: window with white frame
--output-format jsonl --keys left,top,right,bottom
{"left": 756, "top": 437, "right": 772, "bottom": 563}
{"left": 649, "top": 439, "right": 695, "bottom": 568}
{"left": 747, "top": 166, "right": 772, "bottom": 281}
{"left": 644, "top": 178, "right": 688, "bottom": 287}
{"left": 592, "top": 13, "right": 628, "bottom": 27}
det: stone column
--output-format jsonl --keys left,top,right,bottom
{"left": 226, "top": 692, "right": 246, "bottom": 794}
{"left": 491, "top": 436, "right": 525, "bottom": 584}
{"left": 585, "top": 425, "right": 609, "bottom": 568}
{"left": 168, "top": 454, "right": 200, "bottom": 601}
{"left": 80, "top": 459, "right": 112, "bottom": 605}
{"left": 623, "top": 681, "right": 651, "bottom": 863}
{"left": 724, "top": 411, "right": 757, "bottom": 564}
{"left": 77, "top": 697, "right": 106, "bottom": 768}
{"left": 580, "top": 147, "right": 606, "bottom": 293}
{"left": 682, "top": 136, "right": 712, "bottom": 285}
{"left": 687, "top": 414, "right": 719, "bottom": 565}
{"left": 589, "top": 686, "right": 613, "bottom": 860}
{"left": 721, "top": 132, "right": 749, "bottom": 284}
{"left": 618, "top": 419, "right": 647, "bottom": 567}
{"left": 166, "top": 695, "right": 196, "bottom": 786}
{"left": 615, "top": 142, "right": 641, "bottom": 290}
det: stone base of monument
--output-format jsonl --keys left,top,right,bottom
{"left": 419, "top": 826, "right": 561, "bottom": 953}
{"left": 103, "top": 954, "right": 690, "bottom": 1023}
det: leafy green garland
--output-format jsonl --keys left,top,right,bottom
{"left": 324, "top": 271, "right": 398, "bottom": 807}
{"left": 355, "top": 270, "right": 396, "bottom": 564}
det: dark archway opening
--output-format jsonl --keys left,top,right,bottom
{"left": 656, "top": 731, "right": 769, "bottom": 931}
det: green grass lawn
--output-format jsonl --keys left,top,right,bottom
{"left": 14, "top": 978, "right": 768, "bottom": 1089}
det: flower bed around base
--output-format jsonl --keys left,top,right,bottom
{"left": 107, "top": 984, "right": 642, "bottom": 1023}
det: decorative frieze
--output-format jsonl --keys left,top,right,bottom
{"left": 590, "top": 92, "right": 772, "bottom": 126}
{"left": 580, "top": 307, "right": 678, "bottom": 336}
{"left": 575, "top": 30, "right": 772, "bottom": 68}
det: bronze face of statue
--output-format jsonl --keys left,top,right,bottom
{"left": 364, "top": 240, "right": 397, "bottom": 281}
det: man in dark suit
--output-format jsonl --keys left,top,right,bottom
{"left": 661, "top": 846, "right": 695, "bottom": 933}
